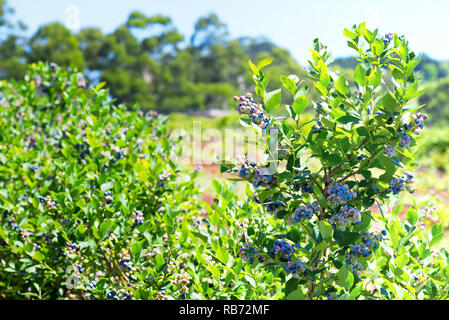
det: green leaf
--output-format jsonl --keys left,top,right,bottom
{"left": 372, "top": 40, "right": 385, "bottom": 56}
{"left": 265, "top": 89, "right": 281, "bottom": 113}
{"left": 75, "top": 224, "right": 86, "bottom": 235}
{"left": 343, "top": 28, "right": 358, "bottom": 41}
{"left": 336, "top": 115, "right": 360, "bottom": 124}
{"left": 406, "top": 58, "right": 421, "bottom": 76}
{"left": 395, "top": 254, "right": 409, "bottom": 269}
{"left": 314, "top": 81, "right": 328, "bottom": 96}
{"left": 248, "top": 59, "right": 258, "bottom": 75}
{"left": 33, "top": 251, "right": 46, "bottom": 262}
{"left": 426, "top": 279, "right": 438, "bottom": 299}
{"left": 287, "top": 228, "right": 301, "bottom": 243}
{"left": 368, "top": 68, "right": 382, "bottom": 88}
{"left": 216, "top": 247, "right": 229, "bottom": 265}
{"left": 286, "top": 289, "right": 306, "bottom": 300}
{"left": 244, "top": 275, "right": 256, "bottom": 287}
{"left": 334, "top": 230, "right": 360, "bottom": 246}
{"left": 208, "top": 264, "right": 221, "bottom": 280}
{"left": 130, "top": 241, "right": 143, "bottom": 260}
{"left": 429, "top": 223, "right": 443, "bottom": 246}
{"left": 100, "top": 182, "right": 114, "bottom": 192}
{"left": 99, "top": 219, "right": 113, "bottom": 233}
{"left": 154, "top": 254, "right": 165, "bottom": 271}
{"left": 405, "top": 207, "right": 418, "bottom": 226}
{"left": 337, "top": 265, "right": 354, "bottom": 290}
{"left": 382, "top": 92, "right": 398, "bottom": 113}
{"left": 285, "top": 277, "right": 299, "bottom": 296}
{"left": 163, "top": 214, "right": 174, "bottom": 228}
{"left": 211, "top": 179, "right": 222, "bottom": 194}
{"left": 354, "top": 64, "right": 368, "bottom": 87}
{"left": 291, "top": 96, "right": 308, "bottom": 115}
{"left": 91, "top": 225, "right": 102, "bottom": 240}
{"left": 335, "top": 76, "right": 349, "bottom": 96}
{"left": 318, "top": 220, "right": 333, "bottom": 240}
{"left": 404, "top": 82, "right": 423, "bottom": 100}
{"left": 280, "top": 75, "right": 298, "bottom": 94}
{"left": 257, "top": 57, "right": 273, "bottom": 71}
{"left": 0, "top": 226, "right": 7, "bottom": 242}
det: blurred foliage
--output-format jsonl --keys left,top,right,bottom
{"left": 418, "top": 77, "right": 449, "bottom": 127}
{"left": 0, "top": 2, "right": 307, "bottom": 113}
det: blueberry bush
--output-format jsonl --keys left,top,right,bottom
{"left": 0, "top": 62, "right": 275, "bottom": 299}
{"left": 1, "top": 23, "right": 448, "bottom": 300}
{"left": 220, "top": 23, "right": 449, "bottom": 299}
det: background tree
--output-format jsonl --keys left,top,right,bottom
{"left": 0, "top": 0, "right": 27, "bottom": 79}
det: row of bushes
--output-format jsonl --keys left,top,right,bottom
{"left": 1, "top": 23, "right": 449, "bottom": 300}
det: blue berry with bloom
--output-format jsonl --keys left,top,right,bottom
{"left": 132, "top": 211, "right": 144, "bottom": 226}
{"left": 289, "top": 201, "right": 319, "bottom": 223}
{"left": 388, "top": 171, "right": 415, "bottom": 195}
{"left": 34, "top": 75, "right": 42, "bottom": 87}
{"left": 328, "top": 205, "right": 361, "bottom": 231}
{"left": 278, "top": 143, "right": 291, "bottom": 160}
{"left": 411, "top": 112, "right": 428, "bottom": 135}
{"left": 270, "top": 238, "right": 296, "bottom": 260}
{"left": 384, "top": 144, "right": 395, "bottom": 157}
{"left": 239, "top": 243, "right": 264, "bottom": 264}
{"left": 384, "top": 33, "right": 394, "bottom": 44}
{"left": 251, "top": 167, "right": 277, "bottom": 188}
{"left": 233, "top": 93, "right": 270, "bottom": 129}
{"left": 398, "top": 132, "right": 411, "bottom": 149}
{"left": 284, "top": 259, "right": 306, "bottom": 278}
{"left": 294, "top": 182, "right": 314, "bottom": 193}
{"left": 326, "top": 182, "right": 357, "bottom": 207}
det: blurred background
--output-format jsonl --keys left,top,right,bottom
{"left": 1, "top": 0, "right": 449, "bottom": 240}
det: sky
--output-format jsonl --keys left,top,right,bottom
{"left": 7, "top": 0, "right": 449, "bottom": 66}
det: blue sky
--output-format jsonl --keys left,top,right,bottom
{"left": 8, "top": 0, "right": 449, "bottom": 66}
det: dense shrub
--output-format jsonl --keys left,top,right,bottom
{"left": 220, "top": 23, "right": 449, "bottom": 299}
{"left": 0, "top": 62, "right": 287, "bottom": 300}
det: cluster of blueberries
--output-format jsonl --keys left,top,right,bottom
{"left": 384, "top": 112, "right": 429, "bottom": 155}
{"left": 239, "top": 160, "right": 278, "bottom": 188}
{"left": 326, "top": 182, "right": 357, "bottom": 207}
{"left": 65, "top": 241, "right": 80, "bottom": 254}
{"left": 384, "top": 144, "right": 396, "bottom": 157}
{"left": 284, "top": 259, "right": 306, "bottom": 278}
{"left": 74, "top": 142, "right": 90, "bottom": 160}
{"left": 345, "top": 230, "right": 386, "bottom": 271}
{"left": 118, "top": 255, "right": 133, "bottom": 271}
{"left": 412, "top": 113, "right": 428, "bottom": 135}
{"left": 38, "top": 195, "right": 59, "bottom": 209}
{"left": 157, "top": 172, "right": 170, "bottom": 188}
{"left": 398, "top": 132, "right": 412, "bottom": 149}
{"left": 34, "top": 75, "right": 42, "bottom": 87}
{"left": 289, "top": 201, "right": 320, "bottom": 223}
{"left": 388, "top": 171, "right": 415, "bottom": 195}
{"left": 293, "top": 182, "right": 314, "bottom": 194}
{"left": 233, "top": 93, "right": 270, "bottom": 129}
{"left": 270, "top": 239, "right": 307, "bottom": 277}
{"left": 86, "top": 281, "right": 96, "bottom": 292}
{"left": 104, "top": 191, "right": 113, "bottom": 204}
{"left": 383, "top": 33, "right": 394, "bottom": 44}
{"left": 277, "top": 143, "right": 291, "bottom": 161}
{"left": 7, "top": 212, "right": 33, "bottom": 240}
{"left": 239, "top": 243, "right": 265, "bottom": 264}
{"left": 328, "top": 205, "right": 361, "bottom": 231}
{"left": 132, "top": 211, "right": 144, "bottom": 227}
{"left": 252, "top": 167, "right": 278, "bottom": 188}
{"left": 238, "top": 161, "right": 256, "bottom": 179}
{"left": 270, "top": 238, "right": 298, "bottom": 260}
{"left": 106, "top": 290, "right": 131, "bottom": 300}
